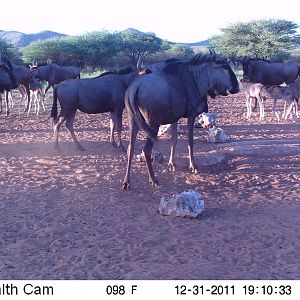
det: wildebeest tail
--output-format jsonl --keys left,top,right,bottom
{"left": 51, "top": 85, "right": 58, "bottom": 120}
{"left": 126, "top": 88, "right": 157, "bottom": 143}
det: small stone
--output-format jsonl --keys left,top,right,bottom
{"left": 207, "top": 126, "right": 230, "bottom": 143}
{"left": 195, "top": 112, "right": 216, "bottom": 128}
{"left": 158, "top": 124, "right": 183, "bottom": 136}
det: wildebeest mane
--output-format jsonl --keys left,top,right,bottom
{"left": 96, "top": 71, "right": 115, "bottom": 78}
{"left": 186, "top": 53, "right": 213, "bottom": 66}
{"left": 165, "top": 58, "right": 180, "bottom": 64}
{"left": 162, "top": 61, "right": 186, "bottom": 75}
{"left": 96, "top": 66, "right": 135, "bottom": 78}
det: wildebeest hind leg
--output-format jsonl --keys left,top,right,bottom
{"left": 143, "top": 127, "right": 159, "bottom": 187}
{"left": 65, "top": 112, "right": 85, "bottom": 151}
{"left": 5, "top": 91, "right": 10, "bottom": 116}
{"left": 53, "top": 116, "right": 66, "bottom": 151}
{"left": 122, "top": 120, "right": 138, "bottom": 190}
{"left": 187, "top": 116, "right": 198, "bottom": 173}
{"left": 116, "top": 110, "right": 125, "bottom": 150}
{"left": 168, "top": 122, "right": 178, "bottom": 171}
{"left": 109, "top": 113, "right": 117, "bottom": 147}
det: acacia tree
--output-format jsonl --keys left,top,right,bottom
{"left": 22, "top": 31, "right": 123, "bottom": 68}
{"left": 147, "top": 44, "right": 195, "bottom": 63}
{"left": 0, "top": 38, "right": 22, "bottom": 62}
{"left": 209, "top": 19, "right": 300, "bottom": 60}
{"left": 121, "top": 32, "right": 170, "bottom": 63}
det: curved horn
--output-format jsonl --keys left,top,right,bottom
{"left": 136, "top": 55, "right": 143, "bottom": 71}
{"left": 210, "top": 49, "right": 216, "bottom": 61}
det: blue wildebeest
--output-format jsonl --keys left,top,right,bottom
{"left": 122, "top": 53, "right": 239, "bottom": 189}
{"left": 31, "top": 63, "right": 81, "bottom": 97}
{"left": 27, "top": 80, "right": 45, "bottom": 115}
{"left": 11, "top": 63, "right": 31, "bottom": 112}
{"left": 239, "top": 80, "right": 265, "bottom": 120}
{"left": 260, "top": 80, "right": 300, "bottom": 120}
{"left": 51, "top": 58, "right": 150, "bottom": 151}
{"left": 241, "top": 57, "right": 300, "bottom": 85}
{"left": 0, "top": 55, "right": 18, "bottom": 115}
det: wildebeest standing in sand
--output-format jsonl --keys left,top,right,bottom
{"left": 241, "top": 57, "right": 300, "bottom": 85}
{"left": 122, "top": 53, "right": 239, "bottom": 190}
{"left": 51, "top": 58, "right": 149, "bottom": 151}
{"left": 0, "top": 55, "right": 18, "bottom": 115}
{"left": 31, "top": 63, "right": 81, "bottom": 97}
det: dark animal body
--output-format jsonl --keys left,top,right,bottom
{"left": 241, "top": 57, "right": 300, "bottom": 85}
{"left": 0, "top": 55, "right": 18, "bottom": 115}
{"left": 12, "top": 64, "right": 31, "bottom": 113}
{"left": 122, "top": 53, "right": 239, "bottom": 189}
{"left": 31, "top": 63, "right": 80, "bottom": 96}
{"left": 51, "top": 66, "right": 148, "bottom": 151}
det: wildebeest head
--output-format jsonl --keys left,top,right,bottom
{"left": 0, "top": 54, "right": 18, "bottom": 92}
{"left": 30, "top": 64, "right": 43, "bottom": 82}
{"left": 205, "top": 54, "right": 240, "bottom": 96}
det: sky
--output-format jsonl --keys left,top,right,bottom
{"left": 1, "top": 0, "right": 299, "bottom": 43}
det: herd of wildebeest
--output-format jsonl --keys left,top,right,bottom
{"left": 0, "top": 51, "right": 299, "bottom": 189}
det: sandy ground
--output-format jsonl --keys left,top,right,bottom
{"left": 0, "top": 91, "right": 299, "bottom": 280}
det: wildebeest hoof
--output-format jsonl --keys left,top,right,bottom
{"left": 190, "top": 167, "right": 199, "bottom": 173}
{"left": 122, "top": 182, "right": 130, "bottom": 190}
{"left": 111, "top": 141, "right": 119, "bottom": 148}
{"left": 77, "top": 146, "right": 86, "bottom": 151}
{"left": 168, "top": 163, "right": 176, "bottom": 171}
{"left": 150, "top": 179, "right": 160, "bottom": 187}
{"left": 118, "top": 144, "right": 126, "bottom": 152}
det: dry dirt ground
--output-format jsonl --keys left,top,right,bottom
{"left": 0, "top": 91, "right": 299, "bottom": 280}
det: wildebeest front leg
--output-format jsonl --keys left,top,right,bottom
{"left": 43, "top": 83, "right": 52, "bottom": 99}
{"left": 187, "top": 116, "right": 198, "bottom": 173}
{"left": 65, "top": 111, "right": 85, "bottom": 151}
{"left": 257, "top": 95, "right": 265, "bottom": 121}
{"left": 24, "top": 84, "right": 31, "bottom": 112}
{"left": 245, "top": 94, "right": 252, "bottom": 119}
{"left": 110, "top": 111, "right": 124, "bottom": 150}
{"left": 5, "top": 91, "right": 10, "bottom": 116}
{"left": 168, "top": 122, "right": 178, "bottom": 171}
{"left": 271, "top": 98, "right": 280, "bottom": 121}
{"left": 109, "top": 115, "right": 116, "bottom": 146}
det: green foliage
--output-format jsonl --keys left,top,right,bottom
{"left": 22, "top": 30, "right": 169, "bottom": 68}
{"left": 0, "top": 37, "right": 22, "bottom": 62}
{"left": 22, "top": 31, "right": 122, "bottom": 68}
{"left": 147, "top": 44, "right": 195, "bottom": 62}
{"left": 209, "top": 19, "right": 300, "bottom": 61}
{"left": 120, "top": 32, "right": 170, "bottom": 62}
